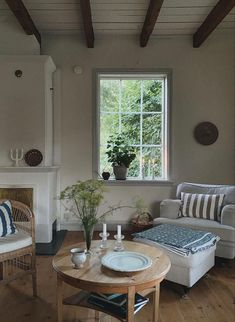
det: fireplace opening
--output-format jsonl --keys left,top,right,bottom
{"left": 0, "top": 188, "right": 33, "bottom": 209}
{"left": 0, "top": 187, "right": 66, "bottom": 254}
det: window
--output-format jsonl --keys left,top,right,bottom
{"left": 94, "top": 71, "right": 170, "bottom": 181}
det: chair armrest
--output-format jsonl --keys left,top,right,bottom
{"left": 221, "top": 205, "right": 235, "bottom": 229}
{"left": 7, "top": 200, "right": 35, "bottom": 242}
{"left": 160, "top": 199, "right": 181, "bottom": 219}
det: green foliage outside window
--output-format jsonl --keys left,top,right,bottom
{"left": 99, "top": 77, "right": 164, "bottom": 179}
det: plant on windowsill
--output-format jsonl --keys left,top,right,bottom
{"left": 106, "top": 134, "right": 136, "bottom": 180}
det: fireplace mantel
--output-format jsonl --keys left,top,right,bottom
{"left": 0, "top": 166, "right": 59, "bottom": 173}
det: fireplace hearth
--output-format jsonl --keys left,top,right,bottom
{"left": 36, "top": 220, "right": 67, "bottom": 255}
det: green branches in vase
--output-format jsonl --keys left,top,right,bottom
{"left": 60, "top": 179, "right": 121, "bottom": 254}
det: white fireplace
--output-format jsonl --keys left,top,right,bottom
{"left": 0, "top": 167, "right": 59, "bottom": 243}
{"left": 0, "top": 55, "right": 60, "bottom": 243}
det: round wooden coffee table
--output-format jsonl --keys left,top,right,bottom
{"left": 53, "top": 240, "right": 171, "bottom": 322}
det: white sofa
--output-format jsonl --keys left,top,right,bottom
{"left": 154, "top": 182, "right": 235, "bottom": 259}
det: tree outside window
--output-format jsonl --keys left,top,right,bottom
{"left": 96, "top": 72, "right": 170, "bottom": 181}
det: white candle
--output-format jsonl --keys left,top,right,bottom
{"left": 148, "top": 160, "right": 151, "bottom": 177}
{"left": 117, "top": 225, "right": 121, "bottom": 237}
{"left": 103, "top": 223, "right": 107, "bottom": 235}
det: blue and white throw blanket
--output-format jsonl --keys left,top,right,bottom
{"left": 132, "top": 224, "right": 219, "bottom": 256}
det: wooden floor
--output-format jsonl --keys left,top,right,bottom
{"left": 0, "top": 231, "right": 234, "bottom": 322}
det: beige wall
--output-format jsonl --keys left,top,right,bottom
{"left": 41, "top": 33, "right": 235, "bottom": 225}
{"left": 0, "top": 55, "right": 56, "bottom": 166}
{"left": 0, "top": 17, "right": 40, "bottom": 55}
{"left": 0, "top": 25, "right": 234, "bottom": 226}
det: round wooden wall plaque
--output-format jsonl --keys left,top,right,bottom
{"left": 24, "top": 149, "right": 43, "bottom": 166}
{"left": 194, "top": 122, "right": 219, "bottom": 145}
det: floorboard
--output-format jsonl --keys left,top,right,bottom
{"left": 0, "top": 231, "right": 234, "bottom": 322}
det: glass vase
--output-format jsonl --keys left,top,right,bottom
{"left": 82, "top": 223, "right": 95, "bottom": 255}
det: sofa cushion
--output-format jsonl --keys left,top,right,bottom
{"left": 0, "top": 200, "right": 18, "bottom": 237}
{"left": 154, "top": 217, "right": 235, "bottom": 243}
{"left": 181, "top": 192, "right": 224, "bottom": 221}
{"left": 176, "top": 182, "right": 235, "bottom": 206}
{"left": 0, "top": 229, "right": 32, "bottom": 254}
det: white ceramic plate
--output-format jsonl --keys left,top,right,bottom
{"left": 101, "top": 251, "right": 152, "bottom": 272}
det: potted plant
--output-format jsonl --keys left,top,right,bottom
{"left": 60, "top": 179, "right": 121, "bottom": 254}
{"left": 106, "top": 134, "right": 136, "bottom": 180}
{"left": 131, "top": 197, "right": 153, "bottom": 232}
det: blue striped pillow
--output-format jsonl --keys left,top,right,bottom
{"left": 0, "top": 201, "right": 18, "bottom": 237}
{"left": 181, "top": 193, "right": 225, "bottom": 221}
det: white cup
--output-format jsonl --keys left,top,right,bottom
{"left": 70, "top": 248, "right": 86, "bottom": 268}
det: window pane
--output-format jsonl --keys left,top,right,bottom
{"left": 143, "top": 80, "right": 162, "bottom": 112}
{"left": 97, "top": 73, "right": 168, "bottom": 181}
{"left": 100, "top": 145, "right": 112, "bottom": 173}
{"left": 100, "top": 114, "right": 119, "bottom": 146}
{"left": 100, "top": 79, "right": 119, "bottom": 112}
{"left": 121, "top": 114, "right": 140, "bottom": 145}
{"left": 128, "top": 147, "right": 140, "bottom": 178}
{"left": 142, "top": 147, "right": 162, "bottom": 178}
{"left": 121, "top": 80, "right": 141, "bottom": 112}
{"left": 142, "top": 114, "right": 162, "bottom": 145}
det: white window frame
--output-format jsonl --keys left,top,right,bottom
{"left": 93, "top": 69, "right": 171, "bottom": 183}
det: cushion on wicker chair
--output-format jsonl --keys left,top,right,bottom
{"left": 0, "top": 229, "right": 32, "bottom": 254}
{"left": 0, "top": 200, "right": 18, "bottom": 237}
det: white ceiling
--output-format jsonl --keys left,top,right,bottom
{"left": 0, "top": 0, "right": 235, "bottom": 36}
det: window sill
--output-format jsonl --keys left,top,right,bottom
{"left": 101, "top": 179, "right": 174, "bottom": 186}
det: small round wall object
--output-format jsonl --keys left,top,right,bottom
{"left": 15, "top": 70, "right": 23, "bottom": 77}
{"left": 70, "top": 248, "right": 86, "bottom": 268}
{"left": 194, "top": 122, "right": 219, "bottom": 145}
{"left": 73, "top": 66, "right": 82, "bottom": 74}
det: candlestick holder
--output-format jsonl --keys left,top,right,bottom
{"left": 114, "top": 234, "right": 124, "bottom": 251}
{"left": 152, "top": 164, "right": 155, "bottom": 180}
{"left": 142, "top": 165, "right": 145, "bottom": 180}
{"left": 10, "top": 148, "right": 23, "bottom": 167}
{"left": 99, "top": 232, "right": 110, "bottom": 249}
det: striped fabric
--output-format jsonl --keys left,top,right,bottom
{"left": 181, "top": 193, "right": 225, "bottom": 221}
{"left": 0, "top": 200, "right": 17, "bottom": 237}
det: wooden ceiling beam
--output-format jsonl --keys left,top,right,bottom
{"left": 193, "top": 0, "right": 235, "bottom": 48}
{"left": 5, "top": 0, "right": 41, "bottom": 45}
{"left": 140, "top": 0, "right": 164, "bottom": 47}
{"left": 80, "top": 0, "right": 94, "bottom": 48}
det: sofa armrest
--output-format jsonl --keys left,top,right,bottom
{"left": 221, "top": 205, "right": 235, "bottom": 229}
{"left": 160, "top": 199, "right": 181, "bottom": 219}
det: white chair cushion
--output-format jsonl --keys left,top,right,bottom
{"left": 0, "top": 229, "right": 32, "bottom": 254}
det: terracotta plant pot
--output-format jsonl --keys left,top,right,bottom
{"left": 113, "top": 165, "right": 128, "bottom": 180}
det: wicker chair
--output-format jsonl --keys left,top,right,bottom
{"left": 0, "top": 200, "right": 37, "bottom": 296}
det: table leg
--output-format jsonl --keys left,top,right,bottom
{"left": 94, "top": 310, "right": 99, "bottom": 321}
{"left": 153, "top": 284, "right": 160, "bottom": 322}
{"left": 127, "top": 286, "right": 135, "bottom": 322}
{"left": 57, "top": 275, "right": 63, "bottom": 322}
{"left": 0, "top": 262, "right": 3, "bottom": 281}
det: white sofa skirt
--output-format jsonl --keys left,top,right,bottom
{"left": 134, "top": 238, "right": 216, "bottom": 287}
